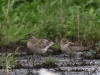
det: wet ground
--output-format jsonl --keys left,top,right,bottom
{"left": 0, "top": 42, "right": 100, "bottom": 75}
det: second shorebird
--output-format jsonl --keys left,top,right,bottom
{"left": 27, "top": 33, "right": 54, "bottom": 54}
{"left": 60, "top": 38, "right": 88, "bottom": 61}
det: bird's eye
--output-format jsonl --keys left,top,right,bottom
{"left": 30, "top": 37, "right": 33, "bottom": 39}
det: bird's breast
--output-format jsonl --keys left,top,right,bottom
{"left": 61, "top": 44, "right": 69, "bottom": 52}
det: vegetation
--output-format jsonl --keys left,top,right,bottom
{"left": 43, "top": 57, "right": 57, "bottom": 65}
{"left": 0, "top": 53, "right": 15, "bottom": 72}
{"left": 0, "top": 47, "right": 20, "bottom": 72}
{"left": 0, "top": 0, "right": 100, "bottom": 47}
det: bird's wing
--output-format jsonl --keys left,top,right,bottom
{"left": 69, "top": 45, "right": 87, "bottom": 52}
{"left": 68, "top": 42, "right": 80, "bottom": 46}
{"left": 65, "top": 41, "right": 88, "bottom": 52}
{"left": 35, "top": 39, "right": 50, "bottom": 49}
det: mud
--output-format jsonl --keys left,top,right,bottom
{"left": 0, "top": 42, "right": 100, "bottom": 75}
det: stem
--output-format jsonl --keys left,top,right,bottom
{"left": 77, "top": 11, "right": 80, "bottom": 43}
{"left": 0, "top": 0, "right": 11, "bottom": 31}
{"left": 60, "top": 0, "right": 63, "bottom": 38}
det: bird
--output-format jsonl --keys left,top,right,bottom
{"left": 38, "top": 68, "right": 58, "bottom": 75}
{"left": 60, "top": 38, "right": 88, "bottom": 61}
{"left": 27, "top": 33, "right": 54, "bottom": 54}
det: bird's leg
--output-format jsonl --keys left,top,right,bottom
{"left": 80, "top": 52, "right": 86, "bottom": 62}
{"left": 32, "top": 54, "right": 36, "bottom": 65}
{"left": 69, "top": 55, "right": 71, "bottom": 61}
{"left": 63, "top": 53, "right": 66, "bottom": 59}
{"left": 68, "top": 55, "right": 75, "bottom": 66}
{"left": 71, "top": 54, "right": 77, "bottom": 65}
{"left": 68, "top": 55, "right": 72, "bottom": 62}
{"left": 64, "top": 54, "right": 68, "bottom": 64}
{"left": 36, "top": 54, "right": 43, "bottom": 64}
{"left": 36, "top": 54, "right": 40, "bottom": 64}
{"left": 38, "top": 54, "right": 42, "bottom": 64}
{"left": 73, "top": 55, "right": 77, "bottom": 62}
{"left": 68, "top": 55, "right": 73, "bottom": 64}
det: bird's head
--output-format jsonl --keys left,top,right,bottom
{"left": 60, "top": 38, "right": 68, "bottom": 44}
{"left": 26, "top": 33, "right": 36, "bottom": 40}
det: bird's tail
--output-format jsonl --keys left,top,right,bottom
{"left": 49, "top": 42, "right": 54, "bottom": 47}
{"left": 80, "top": 47, "right": 89, "bottom": 52}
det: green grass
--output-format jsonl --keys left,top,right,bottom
{"left": 0, "top": 0, "right": 100, "bottom": 48}
{"left": 0, "top": 53, "right": 15, "bottom": 72}
{"left": 43, "top": 57, "right": 57, "bottom": 65}
{"left": 0, "top": 47, "right": 21, "bottom": 72}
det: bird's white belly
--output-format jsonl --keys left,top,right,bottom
{"left": 61, "top": 44, "right": 76, "bottom": 55}
{"left": 27, "top": 42, "right": 48, "bottom": 54}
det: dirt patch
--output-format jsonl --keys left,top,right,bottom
{"left": 34, "top": 62, "right": 58, "bottom": 69}
{"left": 0, "top": 41, "right": 100, "bottom": 59}
{"left": 0, "top": 42, "right": 62, "bottom": 58}
{"left": 0, "top": 41, "right": 29, "bottom": 53}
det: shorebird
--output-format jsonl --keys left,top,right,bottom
{"left": 27, "top": 33, "right": 54, "bottom": 54}
{"left": 60, "top": 38, "right": 88, "bottom": 61}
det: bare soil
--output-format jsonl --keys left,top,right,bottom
{"left": 0, "top": 42, "right": 100, "bottom": 75}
